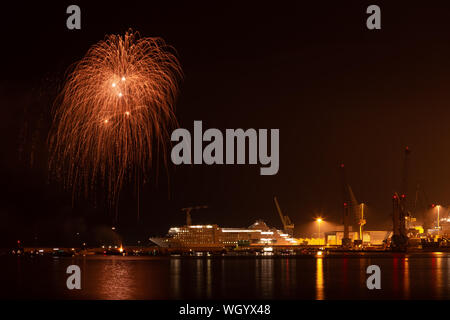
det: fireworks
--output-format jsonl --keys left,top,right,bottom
{"left": 48, "top": 31, "right": 182, "bottom": 208}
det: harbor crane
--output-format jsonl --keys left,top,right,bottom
{"left": 273, "top": 196, "right": 295, "bottom": 237}
{"left": 391, "top": 147, "right": 410, "bottom": 251}
{"left": 392, "top": 192, "right": 408, "bottom": 250}
{"left": 340, "top": 163, "right": 365, "bottom": 246}
{"left": 340, "top": 163, "right": 353, "bottom": 247}
{"left": 181, "top": 205, "right": 208, "bottom": 226}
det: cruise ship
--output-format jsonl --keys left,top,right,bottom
{"left": 150, "top": 220, "right": 298, "bottom": 248}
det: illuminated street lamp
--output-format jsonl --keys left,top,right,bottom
{"left": 316, "top": 218, "right": 323, "bottom": 245}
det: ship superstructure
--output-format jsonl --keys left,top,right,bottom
{"left": 151, "top": 220, "right": 298, "bottom": 248}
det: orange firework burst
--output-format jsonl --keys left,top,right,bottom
{"left": 49, "top": 31, "right": 182, "bottom": 208}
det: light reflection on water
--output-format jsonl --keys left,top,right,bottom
{"left": 97, "top": 258, "right": 136, "bottom": 300}
{"left": 4, "top": 253, "right": 450, "bottom": 299}
{"left": 170, "top": 258, "right": 181, "bottom": 298}
{"left": 206, "top": 259, "right": 212, "bottom": 298}
{"left": 433, "top": 253, "right": 444, "bottom": 298}
{"left": 261, "top": 258, "right": 274, "bottom": 298}
{"left": 404, "top": 257, "right": 409, "bottom": 299}
{"left": 316, "top": 258, "right": 324, "bottom": 300}
{"left": 195, "top": 259, "right": 202, "bottom": 298}
{"left": 280, "top": 258, "right": 294, "bottom": 294}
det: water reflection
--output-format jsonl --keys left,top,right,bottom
{"left": 290, "top": 259, "right": 296, "bottom": 286}
{"left": 403, "top": 257, "right": 409, "bottom": 299}
{"left": 433, "top": 253, "right": 443, "bottom": 298}
{"left": 257, "top": 259, "right": 274, "bottom": 298}
{"left": 341, "top": 258, "right": 348, "bottom": 294}
{"left": 97, "top": 258, "right": 136, "bottom": 299}
{"left": 206, "top": 259, "right": 212, "bottom": 298}
{"left": 196, "top": 259, "right": 203, "bottom": 298}
{"left": 170, "top": 258, "right": 181, "bottom": 298}
{"left": 6, "top": 253, "right": 450, "bottom": 300}
{"left": 359, "top": 259, "right": 366, "bottom": 291}
{"left": 281, "top": 259, "right": 292, "bottom": 294}
{"left": 316, "top": 258, "right": 324, "bottom": 300}
{"left": 392, "top": 257, "right": 399, "bottom": 293}
{"left": 221, "top": 259, "right": 226, "bottom": 297}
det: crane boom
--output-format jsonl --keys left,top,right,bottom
{"left": 273, "top": 196, "right": 294, "bottom": 236}
{"left": 273, "top": 196, "right": 286, "bottom": 229}
{"left": 348, "top": 185, "right": 360, "bottom": 225}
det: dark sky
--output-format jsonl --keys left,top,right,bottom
{"left": 2, "top": 1, "right": 450, "bottom": 245}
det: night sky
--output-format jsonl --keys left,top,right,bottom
{"left": 2, "top": 1, "right": 450, "bottom": 246}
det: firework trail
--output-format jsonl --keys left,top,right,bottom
{"left": 49, "top": 31, "right": 182, "bottom": 210}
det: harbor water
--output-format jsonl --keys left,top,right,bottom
{"left": 1, "top": 253, "right": 448, "bottom": 300}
